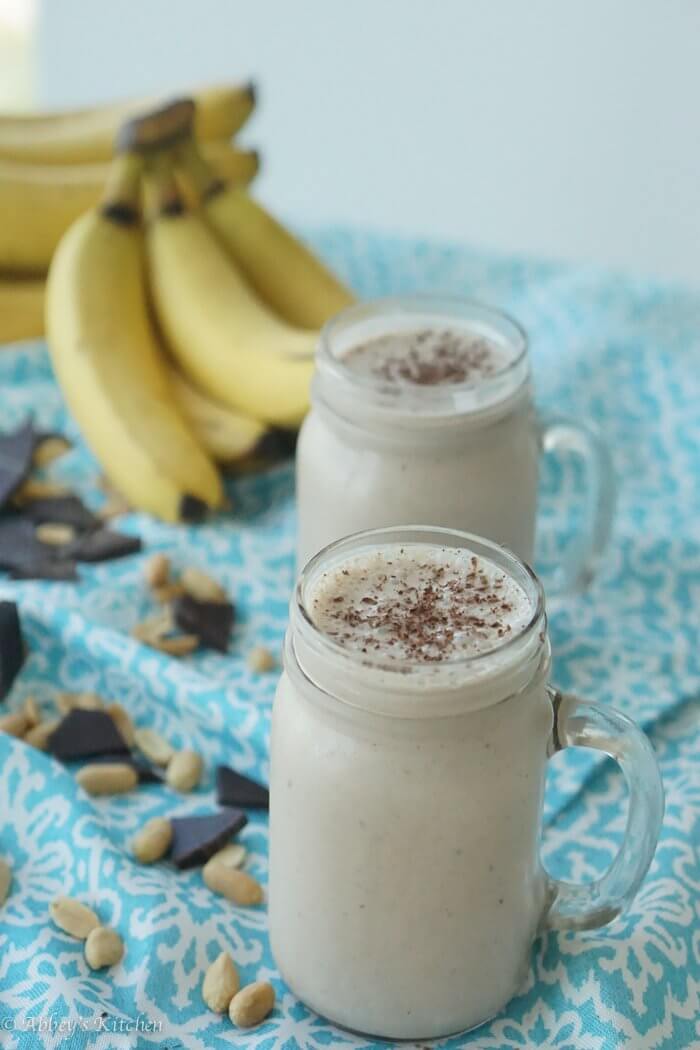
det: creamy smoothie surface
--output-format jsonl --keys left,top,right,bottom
{"left": 341, "top": 328, "right": 511, "bottom": 387}
{"left": 307, "top": 544, "right": 533, "bottom": 663}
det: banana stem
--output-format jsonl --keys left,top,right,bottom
{"left": 175, "top": 138, "right": 226, "bottom": 203}
{"left": 115, "top": 98, "right": 196, "bottom": 156}
{"left": 101, "top": 152, "right": 144, "bottom": 226}
{"left": 143, "top": 153, "right": 186, "bottom": 218}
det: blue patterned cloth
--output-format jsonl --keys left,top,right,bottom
{"left": 0, "top": 232, "right": 698, "bottom": 1050}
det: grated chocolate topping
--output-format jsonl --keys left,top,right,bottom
{"left": 342, "top": 328, "right": 509, "bottom": 387}
{"left": 308, "top": 545, "right": 532, "bottom": 663}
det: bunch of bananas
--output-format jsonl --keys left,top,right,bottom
{"left": 39, "top": 93, "right": 353, "bottom": 522}
{"left": 0, "top": 83, "right": 260, "bottom": 341}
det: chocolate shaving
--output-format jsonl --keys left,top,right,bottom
{"left": 344, "top": 329, "right": 506, "bottom": 387}
{"left": 313, "top": 552, "right": 525, "bottom": 663}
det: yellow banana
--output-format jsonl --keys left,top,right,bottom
{"left": 193, "top": 143, "right": 259, "bottom": 185}
{"left": 0, "top": 271, "right": 279, "bottom": 468}
{"left": 0, "top": 82, "right": 256, "bottom": 165}
{"left": 0, "top": 162, "right": 101, "bottom": 274}
{"left": 146, "top": 168, "right": 315, "bottom": 428}
{"left": 0, "top": 277, "right": 45, "bottom": 343}
{"left": 0, "top": 144, "right": 258, "bottom": 274}
{"left": 176, "top": 140, "right": 353, "bottom": 330}
{"left": 45, "top": 154, "right": 222, "bottom": 522}
{"left": 167, "top": 366, "right": 271, "bottom": 464}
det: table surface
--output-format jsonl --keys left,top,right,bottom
{"left": 0, "top": 230, "right": 698, "bottom": 1050}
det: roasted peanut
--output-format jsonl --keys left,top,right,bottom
{"left": 24, "top": 718, "right": 60, "bottom": 751}
{"left": 203, "top": 859, "right": 263, "bottom": 906}
{"left": 151, "top": 582, "right": 185, "bottom": 604}
{"left": 32, "top": 435, "right": 71, "bottom": 468}
{"left": 133, "top": 727, "right": 174, "bottom": 767}
{"left": 76, "top": 763, "right": 138, "bottom": 796}
{"left": 144, "top": 553, "right": 170, "bottom": 589}
{"left": 132, "top": 817, "right": 173, "bottom": 864}
{"left": 202, "top": 951, "right": 240, "bottom": 1013}
{"left": 165, "top": 749, "right": 203, "bottom": 792}
{"left": 246, "top": 646, "right": 276, "bottom": 674}
{"left": 106, "top": 703, "right": 135, "bottom": 747}
{"left": 35, "top": 523, "right": 76, "bottom": 547}
{"left": 0, "top": 710, "right": 30, "bottom": 738}
{"left": 84, "top": 925, "right": 124, "bottom": 969}
{"left": 210, "top": 842, "right": 247, "bottom": 870}
{"left": 151, "top": 634, "right": 199, "bottom": 657}
{"left": 57, "top": 691, "right": 104, "bottom": 714}
{"left": 23, "top": 695, "right": 41, "bottom": 727}
{"left": 49, "top": 896, "right": 100, "bottom": 939}
{"left": 181, "top": 566, "right": 227, "bottom": 604}
{"left": 13, "top": 478, "right": 70, "bottom": 504}
{"left": 229, "top": 981, "right": 275, "bottom": 1028}
{"left": 131, "top": 608, "right": 175, "bottom": 645}
{"left": 0, "top": 858, "right": 11, "bottom": 906}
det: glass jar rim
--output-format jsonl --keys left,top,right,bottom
{"left": 292, "top": 525, "right": 546, "bottom": 679}
{"left": 316, "top": 295, "right": 530, "bottom": 417}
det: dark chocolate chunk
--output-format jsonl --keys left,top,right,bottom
{"left": 0, "top": 515, "right": 78, "bottom": 581}
{"left": 10, "top": 558, "right": 78, "bottom": 582}
{"left": 256, "top": 428, "right": 298, "bottom": 459}
{"left": 0, "top": 420, "right": 37, "bottom": 511}
{"left": 24, "top": 495, "right": 98, "bottom": 531}
{"left": 132, "top": 759, "right": 166, "bottom": 784}
{"left": 83, "top": 749, "right": 133, "bottom": 765}
{"left": 179, "top": 494, "right": 208, "bottom": 523}
{"left": 67, "top": 528, "right": 141, "bottom": 563}
{"left": 173, "top": 594, "right": 234, "bottom": 653}
{"left": 0, "top": 602, "right": 24, "bottom": 701}
{"left": 48, "top": 708, "right": 129, "bottom": 761}
{"left": 0, "top": 516, "right": 37, "bottom": 569}
{"left": 170, "top": 808, "right": 248, "bottom": 869}
{"left": 216, "top": 765, "right": 269, "bottom": 810}
{"left": 34, "top": 431, "right": 72, "bottom": 453}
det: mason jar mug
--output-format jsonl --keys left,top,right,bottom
{"left": 269, "top": 526, "right": 664, "bottom": 1041}
{"left": 296, "top": 297, "right": 615, "bottom": 592}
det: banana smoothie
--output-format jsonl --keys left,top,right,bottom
{"left": 297, "top": 297, "right": 615, "bottom": 592}
{"left": 270, "top": 528, "right": 553, "bottom": 1038}
{"left": 296, "top": 298, "right": 538, "bottom": 568}
{"left": 271, "top": 527, "right": 662, "bottom": 1038}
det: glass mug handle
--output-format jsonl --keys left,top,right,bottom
{"left": 542, "top": 689, "right": 664, "bottom": 932}
{"left": 539, "top": 414, "right": 616, "bottom": 594}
